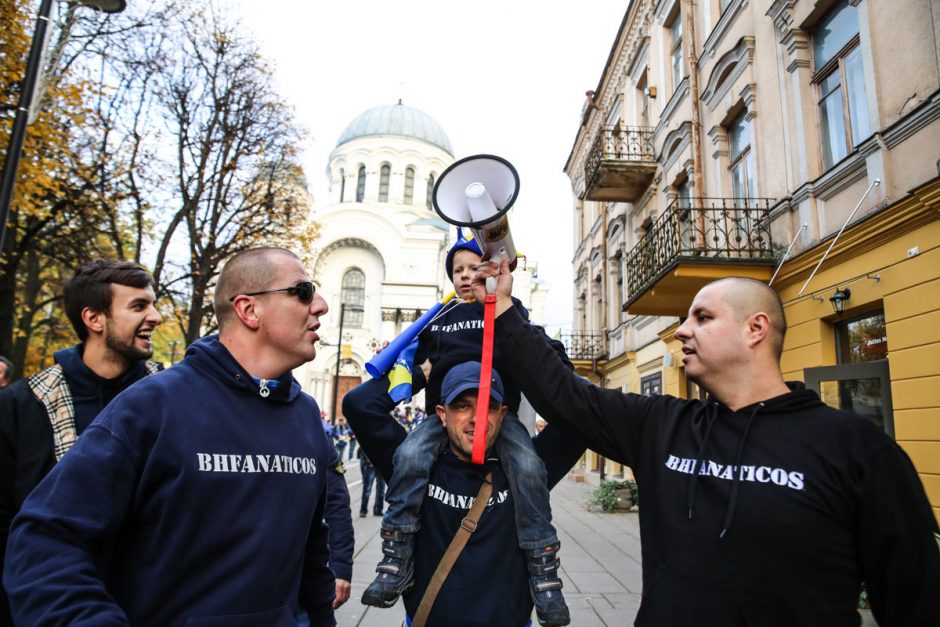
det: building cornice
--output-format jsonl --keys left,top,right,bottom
{"left": 771, "top": 177, "right": 940, "bottom": 289}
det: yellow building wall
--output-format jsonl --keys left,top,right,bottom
{"left": 777, "top": 215, "right": 940, "bottom": 522}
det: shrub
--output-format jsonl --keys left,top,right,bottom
{"left": 587, "top": 479, "right": 638, "bottom": 512}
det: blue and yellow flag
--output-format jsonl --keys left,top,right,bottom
{"left": 388, "top": 338, "right": 420, "bottom": 403}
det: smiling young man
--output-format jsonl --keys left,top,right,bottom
{"left": 475, "top": 262, "right": 940, "bottom": 626}
{"left": 344, "top": 362, "right": 585, "bottom": 627}
{"left": 4, "top": 248, "right": 339, "bottom": 626}
{"left": 0, "top": 260, "right": 163, "bottom": 627}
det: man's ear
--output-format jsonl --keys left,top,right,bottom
{"left": 231, "top": 296, "right": 261, "bottom": 330}
{"left": 81, "top": 307, "right": 106, "bottom": 337}
{"left": 436, "top": 405, "right": 446, "bottom": 427}
{"left": 746, "top": 312, "right": 771, "bottom": 349}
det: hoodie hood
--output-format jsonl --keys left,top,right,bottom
{"left": 684, "top": 382, "right": 825, "bottom": 538}
{"left": 183, "top": 335, "right": 301, "bottom": 403}
{"left": 54, "top": 344, "right": 153, "bottom": 434}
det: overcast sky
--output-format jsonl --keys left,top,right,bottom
{"left": 228, "top": 0, "right": 628, "bottom": 333}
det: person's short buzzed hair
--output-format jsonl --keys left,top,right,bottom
{"left": 214, "top": 247, "right": 300, "bottom": 330}
{"left": 710, "top": 277, "right": 787, "bottom": 359}
{"left": 64, "top": 260, "right": 155, "bottom": 342}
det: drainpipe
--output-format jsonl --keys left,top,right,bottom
{"left": 592, "top": 355, "right": 607, "bottom": 481}
{"left": 597, "top": 202, "right": 610, "bottom": 480}
{"left": 683, "top": 0, "right": 706, "bottom": 247}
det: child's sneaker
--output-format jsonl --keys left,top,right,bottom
{"left": 361, "top": 529, "right": 415, "bottom": 607}
{"left": 526, "top": 542, "right": 570, "bottom": 626}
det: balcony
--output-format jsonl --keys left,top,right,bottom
{"left": 560, "top": 332, "right": 606, "bottom": 380}
{"left": 560, "top": 332, "right": 605, "bottom": 360}
{"left": 624, "top": 198, "right": 776, "bottom": 316}
{"left": 584, "top": 125, "right": 656, "bottom": 202}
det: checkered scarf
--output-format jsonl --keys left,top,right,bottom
{"left": 27, "top": 361, "right": 161, "bottom": 461}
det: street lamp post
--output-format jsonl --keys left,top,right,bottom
{"left": 0, "top": 0, "right": 126, "bottom": 249}
{"left": 330, "top": 303, "right": 363, "bottom": 423}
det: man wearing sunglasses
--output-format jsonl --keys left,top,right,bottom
{"left": 5, "top": 248, "right": 340, "bottom": 626}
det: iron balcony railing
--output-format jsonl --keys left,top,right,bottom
{"left": 560, "top": 332, "right": 606, "bottom": 361}
{"left": 584, "top": 125, "right": 656, "bottom": 186}
{"left": 625, "top": 197, "right": 775, "bottom": 298}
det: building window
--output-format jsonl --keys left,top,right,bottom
{"left": 378, "top": 164, "right": 390, "bottom": 202}
{"left": 341, "top": 269, "right": 365, "bottom": 327}
{"left": 355, "top": 166, "right": 366, "bottom": 202}
{"left": 404, "top": 167, "right": 415, "bottom": 205}
{"left": 812, "top": 0, "right": 871, "bottom": 169}
{"left": 727, "top": 111, "right": 756, "bottom": 197}
{"left": 637, "top": 70, "right": 651, "bottom": 127}
{"left": 804, "top": 309, "right": 893, "bottom": 435}
{"left": 836, "top": 310, "right": 887, "bottom": 364}
{"left": 641, "top": 372, "right": 662, "bottom": 396}
{"left": 339, "top": 168, "right": 345, "bottom": 202}
{"left": 670, "top": 9, "right": 684, "bottom": 92}
{"left": 614, "top": 253, "right": 624, "bottom": 315}
{"left": 426, "top": 173, "right": 435, "bottom": 210}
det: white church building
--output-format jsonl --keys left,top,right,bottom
{"left": 295, "top": 102, "right": 549, "bottom": 420}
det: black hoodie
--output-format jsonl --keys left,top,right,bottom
{"left": 495, "top": 306, "right": 940, "bottom": 626}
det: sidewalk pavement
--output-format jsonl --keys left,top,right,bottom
{"left": 336, "top": 466, "right": 642, "bottom": 626}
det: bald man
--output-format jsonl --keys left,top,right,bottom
{"left": 473, "top": 263, "right": 940, "bottom": 627}
{"left": 5, "top": 248, "right": 339, "bottom": 626}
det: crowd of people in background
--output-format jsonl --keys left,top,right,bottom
{"left": 390, "top": 406, "right": 425, "bottom": 432}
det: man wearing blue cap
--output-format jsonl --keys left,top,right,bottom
{"left": 356, "top": 232, "right": 574, "bottom": 626}
{"left": 344, "top": 361, "right": 585, "bottom": 627}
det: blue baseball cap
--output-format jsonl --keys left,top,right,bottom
{"left": 440, "top": 361, "right": 505, "bottom": 405}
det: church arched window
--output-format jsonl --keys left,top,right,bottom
{"left": 426, "top": 173, "right": 436, "bottom": 210}
{"left": 379, "top": 164, "right": 391, "bottom": 202}
{"left": 356, "top": 166, "right": 366, "bottom": 202}
{"left": 341, "top": 269, "right": 365, "bottom": 327}
{"left": 404, "top": 166, "right": 415, "bottom": 205}
{"left": 339, "top": 168, "right": 346, "bottom": 202}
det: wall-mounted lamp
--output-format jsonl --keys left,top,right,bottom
{"left": 829, "top": 288, "right": 851, "bottom": 316}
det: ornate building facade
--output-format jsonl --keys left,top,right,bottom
{"left": 565, "top": 0, "right": 940, "bottom": 513}
{"left": 296, "top": 102, "right": 548, "bottom": 420}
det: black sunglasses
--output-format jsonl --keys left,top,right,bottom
{"left": 228, "top": 281, "right": 316, "bottom": 304}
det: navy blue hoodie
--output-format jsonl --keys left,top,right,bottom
{"left": 343, "top": 377, "right": 586, "bottom": 627}
{"left": 3, "top": 336, "right": 336, "bottom": 626}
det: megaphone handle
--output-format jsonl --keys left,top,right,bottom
{"left": 471, "top": 294, "right": 498, "bottom": 465}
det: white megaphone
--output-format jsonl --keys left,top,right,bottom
{"left": 432, "top": 154, "right": 520, "bottom": 292}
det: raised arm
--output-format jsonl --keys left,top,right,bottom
{"left": 474, "top": 260, "right": 655, "bottom": 467}
{"left": 342, "top": 377, "right": 407, "bottom": 483}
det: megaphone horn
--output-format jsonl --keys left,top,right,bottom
{"left": 433, "top": 155, "right": 520, "bottom": 291}
{"left": 433, "top": 154, "right": 519, "bottom": 227}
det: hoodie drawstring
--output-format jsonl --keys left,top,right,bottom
{"left": 687, "top": 402, "right": 719, "bottom": 521}
{"left": 719, "top": 402, "right": 764, "bottom": 539}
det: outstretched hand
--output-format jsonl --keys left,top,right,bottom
{"left": 471, "top": 259, "right": 515, "bottom": 317}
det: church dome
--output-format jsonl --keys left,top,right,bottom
{"left": 336, "top": 102, "right": 454, "bottom": 155}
